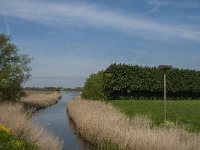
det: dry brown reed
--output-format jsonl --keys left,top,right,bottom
{"left": 67, "top": 96, "right": 200, "bottom": 150}
{"left": 0, "top": 102, "right": 63, "bottom": 150}
{"left": 21, "top": 90, "right": 61, "bottom": 109}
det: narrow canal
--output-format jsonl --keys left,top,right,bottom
{"left": 33, "top": 91, "right": 93, "bottom": 150}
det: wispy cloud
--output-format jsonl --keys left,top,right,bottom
{"left": 149, "top": 0, "right": 200, "bottom": 9}
{"left": 3, "top": 14, "right": 10, "bottom": 35}
{"left": 0, "top": 0, "right": 200, "bottom": 42}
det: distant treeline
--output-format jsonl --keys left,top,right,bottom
{"left": 24, "top": 87, "right": 83, "bottom": 92}
{"left": 81, "top": 64, "right": 200, "bottom": 100}
{"left": 63, "top": 87, "right": 83, "bottom": 92}
{"left": 24, "top": 87, "right": 62, "bottom": 91}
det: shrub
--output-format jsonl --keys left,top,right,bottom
{"left": 81, "top": 71, "right": 105, "bottom": 100}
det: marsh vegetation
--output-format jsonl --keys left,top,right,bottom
{"left": 21, "top": 90, "right": 61, "bottom": 109}
{"left": 68, "top": 96, "right": 200, "bottom": 150}
{"left": 0, "top": 102, "right": 63, "bottom": 150}
{"left": 74, "top": 63, "right": 200, "bottom": 149}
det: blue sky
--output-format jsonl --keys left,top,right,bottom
{"left": 0, "top": 0, "right": 200, "bottom": 87}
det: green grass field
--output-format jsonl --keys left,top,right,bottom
{"left": 109, "top": 100, "right": 200, "bottom": 132}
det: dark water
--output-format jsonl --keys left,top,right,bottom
{"left": 33, "top": 92, "right": 93, "bottom": 150}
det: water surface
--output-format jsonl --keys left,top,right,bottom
{"left": 33, "top": 92, "right": 93, "bottom": 150}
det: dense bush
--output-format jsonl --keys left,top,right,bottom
{"left": 81, "top": 71, "right": 105, "bottom": 100}
{"left": 103, "top": 64, "right": 162, "bottom": 99}
{"left": 82, "top": 63, "right": 200, "bottom": 100}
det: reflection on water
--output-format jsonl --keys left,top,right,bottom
{"left": 33, "top": 91, "right": 94, "bottom": 150}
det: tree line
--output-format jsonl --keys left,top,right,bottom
{"left": 82, "top": 63, "right": 200, "bottom": 100}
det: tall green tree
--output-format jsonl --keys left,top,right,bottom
{"left": 0, "top": 34, "right": 31, "bottom": 101}
{"left": 81, "top": 71, "right": 105, "bottom": 100}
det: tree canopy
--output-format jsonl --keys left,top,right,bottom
{"left": 82, "top": 63, "right": 200, "bottom": 100}
{"left": 0, "top": 34, "right": 31, "bottom": 101}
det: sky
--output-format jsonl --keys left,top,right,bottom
{"left": 0, "top": 0, "right": 200, "bottom": 88}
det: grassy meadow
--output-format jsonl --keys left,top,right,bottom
{"left": 109, "top": 100, "right": 200, "bottom": 132}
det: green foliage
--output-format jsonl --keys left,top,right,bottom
{"left": 103, "top": 63, "right": 200, "bottom": 100}
{"left": 82, "top": 63, "right": 200, "bottom": 100}
{"left": 109, "top": 100, "right": 200, "bottom": 132}
{"left": 81, "top": 71, "right": 105, "bottom": 100}
{"left": 0, "top": 34, "right": 31, "bottom": 102}
{"left": 0, "top": 125, "right": 38, "bottom": 150}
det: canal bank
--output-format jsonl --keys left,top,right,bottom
{"left": 0, "top": 102, "right": 62, "bottom": 150}
{"left": 67, "top": 97, "right": 200, "bottom": 150}
{"left": 34, "top": 91, "right": 94, "bottom": 150}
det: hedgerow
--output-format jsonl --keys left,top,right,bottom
{"left": 82, "top": 64, "right": 200, "bottom": 100}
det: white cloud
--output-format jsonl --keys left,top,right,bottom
{"left": 0, "top": 0, "right": 199, "bottom": 42}
{"left": 3, "top": 14, "right": 10, "bottom": 35}
{"left": 149, "top": 0, "right": 200, "bottom": 9}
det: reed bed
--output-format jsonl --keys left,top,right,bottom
{"left": 21, "top": 90, "right": 61, "bottom": 109}
{"left": 67, "top": 96, "right": 200, "bottom": 150}
{"left": 0, "top": 102, "right": 63, "bottom": 150}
